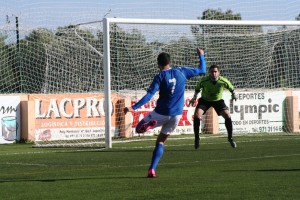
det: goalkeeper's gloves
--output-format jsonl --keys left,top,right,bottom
{"left": 189, "top": 93, "right": 198, "bottom": 107}
{"left": 231, "top": 91, "right": 237, "bottom": 101}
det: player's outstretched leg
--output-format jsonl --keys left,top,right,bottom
{"left": 193, "top": 116, "right": 201, "bottom": 149}
{"left": 225, "top": 118, "right": 237, "bottom": 148}
{"left": 136, "top": 120, "right": 157, "bottom": 133}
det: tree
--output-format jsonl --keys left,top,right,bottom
{"left": 191, "top": 9, "right": 266, "bottom": 89}
{"left": 201, "top": 9, "right": 241, "bottom": 20}
{"left": 20, "top": 28, "right": 55, "bottom": 93}
{"left": 192, "top": 9, "right": 261, "bottom": 35}
{"left": 110, "top": 24, "right": 156, "bottom": 91}
{"left": 42, "top": 26, "right": 103, "bottom": 93}
{"left": 0, "top": 34, "right": 19, "bottom": 93}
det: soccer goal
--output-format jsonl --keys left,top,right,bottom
{"left": 32, "top": 18, "right": 300, "bottom": 148}
{"left": 102, "top": 18, "right": 300, "bottom": 148}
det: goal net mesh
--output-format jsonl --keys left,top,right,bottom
{"left": 102, "top": 22, "right": 300, "bottom": 141}
{"left": 1, "top": 19, "right": 300, "bottom": 147}
{"left": 106, "top": 23, "right": 300, "bottom": 91}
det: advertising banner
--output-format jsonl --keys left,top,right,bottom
{"left": 219, "top": 91, "right": 286, "bottom": 134}
{"left": 128, "top": 91, "right": 196, "bottom": 136}
{"left": 0, "top": 96, "right": 20, "bottom": 144}
{"left": 29, "top": 94, "right": 117, "bottom": 142}
{"left": 127, "top": 90, "right": 287, "bottom": 136}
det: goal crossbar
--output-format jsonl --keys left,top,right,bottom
{"left": 104, "top": 18, "right": 300, "bottom": 26}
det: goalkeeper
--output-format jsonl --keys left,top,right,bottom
{"left": 189, "top": 64, "right": 237, "bottom": 149}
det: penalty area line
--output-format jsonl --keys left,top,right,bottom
{"left": 210, "top": 153, "right": 300, "bottom": 162}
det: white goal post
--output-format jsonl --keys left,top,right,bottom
{"left": 103, "top": 18, "right": 300, "bottom": 148}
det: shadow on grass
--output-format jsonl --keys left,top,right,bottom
{"left": 224, "top": 168, "right": 300, "bottom": 172}
{"left": 255, "top": 169, "right": 300, "bottom": 172}
{"left": 0, "top": 176, "right": 147, "bottom": 183}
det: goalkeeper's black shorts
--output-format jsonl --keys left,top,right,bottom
{"left": 196, "top": 98, "right": 228, "bottom": 116}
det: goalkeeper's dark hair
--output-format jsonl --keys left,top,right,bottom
{"left": 209, "top": 64, "right": 219, "bottom": 71}
{"left": 157, "top": 52, "right": 170, "bottom": 67}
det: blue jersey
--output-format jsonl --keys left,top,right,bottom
{"left": 132, "top": 54, "right": 206, "bottom": 116}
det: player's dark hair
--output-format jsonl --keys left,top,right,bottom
{"left": 157, "top": 52, "right": 170, "bottom": 67}
{"left": 209, "top": 64, "right": 219, "bottom": 71}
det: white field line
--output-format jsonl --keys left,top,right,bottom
{"left": 5, "top": 162, "right": 47, "bottom": 166}
{"left": 1, "top": 135, "right": 299, "bottom": 174}
{"left": 116, "top": 136, "right": 300, "bottom": 149}
{"left": 0, "top": 148, "right": 106, "bottom": 156}
{"left": 113, "top": 133, "right": 300, "bottom": 144}
{"left": 4, "top": 153, "right": 300, "bottom": 169}
{"left": 0, "top": 135, "right": 299, "bottom": 155}
{"left": 137, "top": 153, "right": 300, "bottom": 168}
{"left": 209, "top": 153, "right": 300, "bottom": 162}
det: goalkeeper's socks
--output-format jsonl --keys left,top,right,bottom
{"left": 225, "top": 118, "right": 233, "bottom": 139}
{"left": 149, "top": 143, "right": 164, "bottom": 170}
{"left": 193, "top": 116, "right": 200, "bottom": 135}
{"left": 193, "top": 117, "right": 201, "bottom": 149}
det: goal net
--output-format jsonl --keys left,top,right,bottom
{"left": 1, "top": 16, "right": 300, "bottom": 148}
{"left": 102, "top": 18, "right": 300, "bottom": 147}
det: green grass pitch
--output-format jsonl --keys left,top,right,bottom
{"left": 0, "top": 133, "right": 299, "bottom": 200}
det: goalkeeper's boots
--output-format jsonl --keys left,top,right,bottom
{"left": 138, "top": 120, "right": 157, "bottom": 133}
{"left": 147, "top": 169, "right": 157, "bottom": 178}
{"left": 194, "top": 133, "right": 200, "bottom": 149}
{"left": 228, "top": 138, "right": 237, "bottom": 148}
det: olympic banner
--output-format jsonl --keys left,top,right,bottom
{"left": 219, "top": 91, "right": 286, "bottom": 134}
{"left": 0, "top": 96, "right": 21, "bottom": 144}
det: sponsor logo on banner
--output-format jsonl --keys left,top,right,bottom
{"left": 219, "top": 91, "right": 286, "bottom": 133}
{"left": 129, "top": 90, "right": 287, "bottom": 135}
{"left": 0, "top": 96, "right": 20, "bottom": 144}
{"left": 30, "top": 94, "right": 117, "bottom": 141}
{"left": 129, "top": 91, "right": 196, "bottom": 136}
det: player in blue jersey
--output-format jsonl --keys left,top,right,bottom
{"left": 124, "top": 48, "right": 206, "bottom": 178}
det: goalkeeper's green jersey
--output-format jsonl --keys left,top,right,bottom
{"left": 195, "top": 76, "right": 234, "bottom": 101}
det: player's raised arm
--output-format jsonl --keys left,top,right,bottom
{"left": 197, "top": 48, "right": 204, "bottom": 56}
{"left": 197, "top": 48, "right": 206, "bottom": 75}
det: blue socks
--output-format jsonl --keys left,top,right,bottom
{"left": 149, "top": 143, "right": 164, "bottom": 170}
